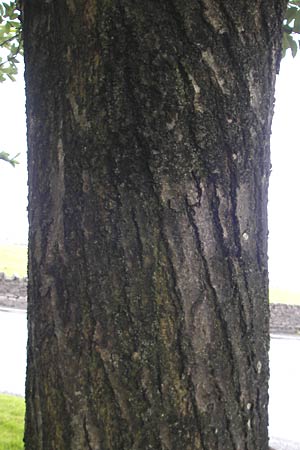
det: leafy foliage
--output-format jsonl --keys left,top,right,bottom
{"left": 0, "top": 1, "right": 22, "bottom": 82}
{"left": 0, "top": 2, "right": 299, "bottom": 80}
{"left": 0, "top": 2, "right": 298, "bottom": 166}
{"left": 0, "top": 150, "right": 19, "bottom": 166}
{"left": 0, "top": 1, "right": 21, "bottom": 166}
{"left": 282, "top": 1, "right": 300, "bottom": 57}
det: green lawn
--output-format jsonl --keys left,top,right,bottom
{"left": 0, "top": 394, "right": 25, "bottom": 450}
{"left": 269, "top": 287, "right": 300, "bottom": 306}
{"left": 0, "top": 245, "right": 27, "bottom": 278}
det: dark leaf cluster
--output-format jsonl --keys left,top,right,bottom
{"left": 0, "top": 0, "right": 22, "bottom": 82}
{"left": 283, "top": 0, "right": 300, "bottom": 57}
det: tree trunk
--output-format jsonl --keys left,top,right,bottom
{"left": 23, "top": 1, "right": 286, "bottom": 449}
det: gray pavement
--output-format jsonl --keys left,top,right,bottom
{"left": 270, "top": 437, "right": 300, "bottom": 450}
{"left": 269, "top": 335, "right": 300, "bottom": 444}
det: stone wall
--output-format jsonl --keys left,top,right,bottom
{"left": 0, "top": 273, "right": 27, "bottom": 309}
{"left": 1, "top": 272, "right": 300, "bottom": 335}
{"left": 270, "top": 303, "right": 300, "bottom": 335}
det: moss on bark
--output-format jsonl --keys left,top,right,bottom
{"left": 24, "top": 1, "right": 286, "bottom": 449}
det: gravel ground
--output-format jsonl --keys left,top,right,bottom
{"left": 1, "top": 275, "right": 300, "bottom": 335}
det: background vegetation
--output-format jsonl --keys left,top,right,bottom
{"left": 0, "top": 245, "right": 27, "bottom": 277}
{"left": 0, "top": 394, "right": 24, "bottom": 450}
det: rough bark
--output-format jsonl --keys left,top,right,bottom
{"left": 23, "top": 1, "right": 286, "bottom": 449}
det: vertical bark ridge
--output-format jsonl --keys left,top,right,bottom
{"left": 24, "top": 0, "right": 286, "bottom": 449}
{"left": 184, "top": 187, "right": 250, "bottom": 447}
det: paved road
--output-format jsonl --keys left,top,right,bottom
{"left": 0, "top": 309, "right": 299, "bottom": 447}
{"left": 0, "top": 308, "right": 26, "bottom": 397}
{"left": 269, "top": 334, "right": 300, "bottom": 446}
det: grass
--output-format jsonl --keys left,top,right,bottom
{"left": 269, "top": 287, "right": 300, "bottom": 306}
{"left": 0, "top": 394, "right": 25, "bottom": 450}
{"left": 0, "top": 245, "right": 27, "bottom": 278}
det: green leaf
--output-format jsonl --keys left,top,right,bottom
{"left": 282, "top": 32, "right": 299, "bottom": 57}
{"left": 8, "top": 20, "right": 19, "bottom": 27}
{"left": 0, "top": 151, "right": 20, "bottom": 167}
{"left": 294, "top": 10, "right": 300, "bottom": 32}
{"left": 6, "top": 71, "right": 15, "bottom": 80}
{"left": 282, "top": 32, "right": 289, "bottom": 57}
{"left": 291, "top": 37, "right": 298, "bottom": 56}
{"left": 285, "top": 6, "right": 298, "bottom": 24}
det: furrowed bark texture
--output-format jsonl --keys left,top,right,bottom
{"left": 24, "top": 1, "right": 286, "bottom": 449}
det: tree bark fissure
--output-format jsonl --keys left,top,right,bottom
{"left": 24, "top": 1, "right": 286, "bottom": 449}
{"left": 184, "top": 191, "right": 253, "bottom": 447}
